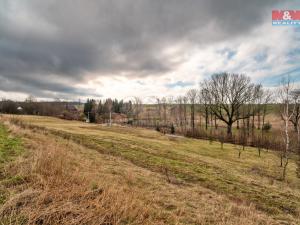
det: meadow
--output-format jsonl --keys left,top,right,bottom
{"left": 0, "top": 115, "right": 299, "bottom": 224}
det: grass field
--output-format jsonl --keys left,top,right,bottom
{"left": 0, "top": 115, "right": 299, "bottom": 224}
{"left": 0, "top": 124, "right": 23, "bottom": 207}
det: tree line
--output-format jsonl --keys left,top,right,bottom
{"left": 1, "top": 72, "right": 299, "bottom": 180}
{"left": 82, "top": 72, "right": 300, "bottom": 180}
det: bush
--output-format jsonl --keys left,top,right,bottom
{"left": 262, "top": 122, "right": 272, "bottom": 132}
{"left": 170, "top": 124, "right": 175, "bottom": 134}
{"left": 155, "top": 125, "right": 160, "bottom": 132}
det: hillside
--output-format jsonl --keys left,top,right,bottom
{"left": 0, "top": 115, "right": 299, "bottom": 224}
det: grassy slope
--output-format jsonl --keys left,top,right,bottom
{"left": 2, "top": 115, "right": 300, "bottom": 224}
{"left": 0, "top": 124, "right": 22, "bottom": 165}
{"left": 0, "top": 124, "right": 22, "bottom": 205}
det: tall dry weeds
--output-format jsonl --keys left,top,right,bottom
{"left": 0, "top": 123, "right": 158, "bottom": 225}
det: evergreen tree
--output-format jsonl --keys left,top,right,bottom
{"left": 84, "top": 99, "right": 96, "bottom": 122}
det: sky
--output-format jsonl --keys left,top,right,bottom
{"left": 0, "top": 0, "right": 300, "bottom": 102}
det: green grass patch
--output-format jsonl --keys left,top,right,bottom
{"left": 2, "top": 175, "right": 26, "bottom": 188}
{"left": 0, "top": 124, "right": 22, "bottom": 164}
{"left": 0, "top": 123, "right": 23, "bottom": 205}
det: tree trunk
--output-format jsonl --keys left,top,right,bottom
{"left": 297, "top": 124, "right": 300, "bottom": 177}
{"left": 184, "top": 104, "right": 187, "bottom": 132}
{"left": 227, "top": 124, "right": 232, "bottom": 135}
{"left": 214, "top": 115, "right": 217, "bottom": 129}
{"left": 258, "top": 110, "right": 261, "bottom": 130}
{"left": 205, "top": 108, "right": 208, "bottom": 130}
{"left": 210, "top": 110, "right": 213, "bottom": 129}
{"left": 247, "top": 117, "right": 250, "bottom": 136}
{"left": 191, "top": 104, "right": 195, "bottom": 133}
{"left": 282, "top": 157, "right": 289, "bottom": 180}
{"left": 282, "top": 113, "right": 290, "bottom": 180}
{"left": 236, "top": 110, "right": 240, "bottom": 129}
{"left": 294, "top": 123, "right": 298, "bottom": 132}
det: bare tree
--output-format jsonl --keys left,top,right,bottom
{"left": 187, "top": 89, "right": 197, "bottom": 133}
{"left": 155, "top": 97, "right": 162, "bottom": 124}
{"left": 256, "top": 88, "right": 273, "bottom": 156}
{"left": 25, "top": 95, "right": 37, "bottom": 102}
{"left": 175, "top": 96, "right": 184, "bottom": 131}
{"left": 240, "top": 105, "right": 248, "bottom": 153}
{"left": 291, "top": 89, "right": 300, "bottom": 177}
{"left": 161, "top": 97, "right": 167, "bottom": 125}
{"left": 261, "top": 89, "right": 273, "bottom": 129}
{"left": 183, "top": 96, "right": 188, "bottom": 132}
{"left": 290, "top": 90, "right": 300, "bottom": 132}
{"left": 24, "top": 95, "right": 38, "bottom": 115}
{"left": 167, "top": 96, "right": 174, "bottom": 126}
{"left": 200, "top": 89, "right": 210, "bottom": 130}
{"left": 251, "top": 85, "right": 263, "bottom": 130}
{"left": 133, "top": 97, "right": 143, "bottom": 125}
{"left": 201, "top": 73, "right": 260, "bottom": 135}
{"left": 279, "top": 77, "right": 295, "bottom": 180}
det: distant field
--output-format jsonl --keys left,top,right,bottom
{"left": 0, "top": 115, "right": 299, "bottom": 224}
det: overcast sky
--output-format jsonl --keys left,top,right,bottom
{"left": 0, "top": 0, "right": 300, "bottom": 101}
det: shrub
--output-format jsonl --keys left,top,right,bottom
{"left": 170, "top": 124, "right": 175, "bottom": 134}
{"left": 155, "top": 125, "right": 160, "bottom": 132}
{"left": 262, "top": 122, "right": 272, "bottom": 132}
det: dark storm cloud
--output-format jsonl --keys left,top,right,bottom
{"left": 0, "top": 0, "right": 280, "bottom": 98}
{"left": 0, "top": 75, "right": 101, "bottom": 99}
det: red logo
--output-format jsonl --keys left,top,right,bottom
{"left": 272, "top": 10, "right": 300, "bottom": 20}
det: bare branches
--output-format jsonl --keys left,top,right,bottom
{"left": 201, "top": 73, "right": 260, "bottom": 135}
{"left": 133, "top": 97, "right": 143, "bottom": 125}
{"left": 186, "top": 89, "right": 197, "bottom": 132}
{"left": 278, "top": 77, "right": 295, "bottom": 180}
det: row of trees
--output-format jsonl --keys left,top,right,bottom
{"left": 0, "top": 96, "right": 78, "bottom": 117}
{"left": 156, "top": 73, "right": 299, "bottom": 180}
{"left": 83, "top": 74, "right": 299, "bottom": 143}
{"left": 84, "top": 73, "right": 300, "bottom": 180}
{"left": 83, "top": 98, "right": 142, "bottom": 123}
{"left": 150, "top": 73, "right": 273, "bottom": 138}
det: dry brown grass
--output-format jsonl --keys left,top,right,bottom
{"left": 0, "top": 124, "right": 156, "bottom": 225}
{"left": 0, "top": 120, "right": 283, "bottom": 225}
